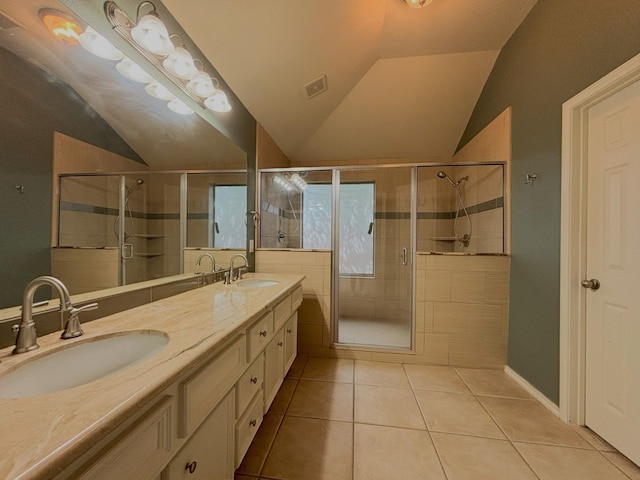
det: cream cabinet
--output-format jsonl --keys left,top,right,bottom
{"left": 70, "top": 284, "right": 301, "bottom": 480}
{"left": 264, "top": 328, "right": 285, "bottom": 411}
{"left": 163, "top": 391, "right": 234, "bottom": 480}
{"left": 78, "top": 396, "right": 175, "bottom": 480}
{"left": 284, "top": 312, "right": 298, "bottom": 373}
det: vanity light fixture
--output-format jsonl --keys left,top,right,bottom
{"left": 145, "top": 79, "right": 175, "bottom": 100}
{"left": 204, "top": 86, "right": 232, "bottom": 113}
{"left": 116, "top": 56, "right": 153, "bottom": 83}
{"left": 39, "top": 9, "right": 83, "bottom": 45}
{"left": 79, "top": 26, "right": 124, "bottom": 61}
{"left": 167, "top": 97, "right": 194, "bottom": 115}
{"left": 105, "top": 1, "right": 233, "bottom": 114}
{"left": 186, "top": 70, "right": 216, "bottom": 98}
{"left": 130, "top": 1, "right": 174, "bottom": 56}
{"left": 404, "top": 0, "right": 433, "bottom": 7}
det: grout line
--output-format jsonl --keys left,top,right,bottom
{"left": 596, "top": 450, "right": 638, "bottom": 480}
{"left": 403, "top": 363, "right": 451, "bottom": 480}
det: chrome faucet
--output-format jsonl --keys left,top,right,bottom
{"left": 13, "top": 276, "right": 98, "bottom": 354}
{"left": 228, "top": 254, "right": 249, "bottom": 283}
{"left": 195, "top": 253, "right": 216, "bottom": 273}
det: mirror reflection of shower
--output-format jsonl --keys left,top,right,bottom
{"left": 437, "top": 171, "right": 472, "bottom": 247}
{"left": 113, "top": 178, "right": 145, "bottom": 240}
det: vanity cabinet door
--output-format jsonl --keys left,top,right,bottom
{"left": 263, "top": 329, "right": 285, "bottom": 411}
{"left": 163, "top": 391, "right": 234, "bottom": 480}
{"left": 284, "top": 312, "right": 298, "bottom": 374}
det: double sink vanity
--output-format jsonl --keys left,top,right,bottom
{"left": 0, "top": 273, "right": 304, "bottom": 480}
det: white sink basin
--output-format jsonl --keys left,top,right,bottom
{"left": 236, "top": 279, "right": 280, "bottom": 288}
{"left": 0, "top": 331, "right": 168, "bottom": 398}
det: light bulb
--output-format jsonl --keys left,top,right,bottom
{"left": 167, "top": 98, "right": 194, "bottom": 115}
{"left": 163, "top": 47, "right": 198, "bottom": 80}
{"left": 116, "top": 57, "right": 152, "bottom": 83}
{"left": 205, "top": 89, "right": 232, "bottom": 113}
{"left": 79, "top": 26, "right": 123, "bottom": 61}
{"left": 404, "top": 0, "right": 433, "bottom": 7}
{"left": 186, "top": 71, "right": 216, "bottom": 98}
{"left": 131, "top": 14, "right": 174, "bottom": 56}
{"left": 145, "top": 80, "right": 175, "bottom": 101}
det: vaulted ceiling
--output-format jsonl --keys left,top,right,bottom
{"left": 163, "top": 0, "right": 537, "bottom": 162}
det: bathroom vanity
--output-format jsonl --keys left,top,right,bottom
{"left": 0, "top": 273, "right": 304, "bottom": 480}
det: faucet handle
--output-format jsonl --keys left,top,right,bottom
{"left": 61, "top": 302, "right": 98, "bottom": 339}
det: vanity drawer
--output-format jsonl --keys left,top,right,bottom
{"left": 235, "top": 391, "right": 264, "bottom": 468}
{"left": 163, "top": 391, "right": 234, "bottom": 480}
{"left": 291, "top": 284, "right": 303, "bottom": 310}
{"left": 246, "top": 311, "right": 274, "bottom": 363}
{"left": 79, "top": 396, "right": 174, "bottom": 480}
{"left": 273, "top": 295, "right": 292, "bottom": 331}
{"left": 179, "top": 336, "right": 245, "bottom": 437}
{"left": 236, "top": 354, "right": 264, "bottom": 418}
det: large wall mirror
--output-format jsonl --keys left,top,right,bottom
{"left": 0, "top": 0, "right": 255, "bottom": 309}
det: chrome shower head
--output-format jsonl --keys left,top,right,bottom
{"left": 436, "top": 171, "right": 455, "bottom": 186}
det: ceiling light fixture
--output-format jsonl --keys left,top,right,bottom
{"left": 105, "top": 1, "right": 232, "bottom": 114}
{"left": 404, "top": 0, "right": 433, "bottom": 8}
{"left": 79, "top": 26, "right": 124, "bottom": 60}
{"left": 39, "top": 9, "right": 83, "bottom": 45}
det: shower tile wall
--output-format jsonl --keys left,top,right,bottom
{"left": 417, "top": 165, "right": 504, "bottom": 254}
{"left": 256, "top": 250, "right": 332, "bottom": 355}
{"left": 146, "top": 177, "right": 181, "bottom": 281}
{"left": 257, "top": 250, "right": 509, "bottom": 368}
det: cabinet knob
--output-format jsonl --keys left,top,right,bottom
{"left": 185, "top": 461, "right": 198, "bottom": 474}
{"left": 249, "top": 419, "right": 257, "bottom": 427}
{"left": 287, "top": 329, "right": 292, "bottom": 334}
{"left": 278, "top": 341, "right": 283, "bottom": 347}
{"left": 259, "top": 330, "right": 267, "bottom": 337}
{"left": 250, "top": 376, "right": 258, "bottom": 384}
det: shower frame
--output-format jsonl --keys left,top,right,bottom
{"left": 258, "top": 161, "right": 506, "bottom": 353}
{"left": 58, "top": 169, "right": 247, "bottom": 287}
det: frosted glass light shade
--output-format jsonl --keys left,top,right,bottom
{"left": 204, "top": 89, "right": 231, "bottom": 113}
{"left": 186, "top": 71, "right": 216, "bottom": 98}
{"left": 162, "top": 47, "right": 198, "bottom": 80}
{"left": 167, "top": 98, "right": 194, "bottom": 115}
{"left": 131, "top": 14, "right": 174, "bottom": 56}
{"left": 116, "top": 57, "right": 152, "bottom": 83}
{"left": 79, "top": 26, "right": 124, "bottom": 61}
{"left": 145, "top": 80, "right": 175, "bottom": 100}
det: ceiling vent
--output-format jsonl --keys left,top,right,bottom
{"left": 304, "top": 74, "right": 327, "bottom": 99}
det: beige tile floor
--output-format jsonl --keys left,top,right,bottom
{"left": 235, "top": 356, "right": 640, "bottom": 480}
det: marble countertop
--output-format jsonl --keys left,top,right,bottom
{"left": 0, "top": 273, "right": 305, "bottom": 480}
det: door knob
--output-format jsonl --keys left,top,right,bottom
{"left": 581, "top": 279, "right": 600, "bottom": 290}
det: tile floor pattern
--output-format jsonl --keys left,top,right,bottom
{"left": 235, "top": 356, "right": 640, "bottom": 480}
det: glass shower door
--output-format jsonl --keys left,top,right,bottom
{"left": 335, "top": 167, "right": 414, "bottom": 349}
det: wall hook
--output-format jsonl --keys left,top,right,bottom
{"left": 525, "top": 173, "right": 538, "bottom": 185}
{"left": 15, "top": 185, "right": 25, "bottom": 193}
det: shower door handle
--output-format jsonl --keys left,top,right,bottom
{"left": 402, "top": 247, "right": 408, "bottom": 266}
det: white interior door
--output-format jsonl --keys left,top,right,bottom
{"left": 585, "top": 79, "right": 640, "bottom": 465}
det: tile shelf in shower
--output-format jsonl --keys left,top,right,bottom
{"left": 134, "top": 252, "right": 164, "bottom": 258}
{"left": 132, "top": 234, "right": 165, "bottom": 239}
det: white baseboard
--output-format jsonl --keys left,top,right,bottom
{"left": 504, "top": 366, "right": 560, "bottom": 417}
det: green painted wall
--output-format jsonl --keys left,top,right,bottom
{"left": 457, "top": 0, "right": 640, "bottom": 404}
{"left": 0, "top": 47, "right": 145, "bottom": 309}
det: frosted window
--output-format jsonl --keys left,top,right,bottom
{"left": 302, "top": 184, "right": 332, "bottom": 249}
{"left": 339, "top": 183, "right": 374, "bottom": 275}
{"left": 213, "top": 185, "right": 246, "bottom": 248}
